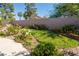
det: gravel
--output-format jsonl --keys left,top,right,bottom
{"left": 60, "top": 46, "right": 79, "bottom": 56}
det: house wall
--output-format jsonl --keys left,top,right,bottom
{"left": 5, "top": 17, "right": 79, "bottom": 30}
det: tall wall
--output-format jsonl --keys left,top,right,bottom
{"left": 9, "top": 17, "right": 79, "bottom": 30}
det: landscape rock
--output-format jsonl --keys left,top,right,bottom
{"left": 60, "top": 46, "right": 79, "bottom": 56}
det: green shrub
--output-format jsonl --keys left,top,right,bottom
{"left": 15, "top": 28, "right": 31, "bottom": 39}
{"left": 20, "top": 28, "right": 31, "bottom": 35}
{"left": 6, "top": 24, "right": 21, "bottom": 35}
{"left": 0, "top": 31, "right": 6, "bottom": 36}
{"left": 61, "top": 25, "right": 77, "bottom": 33}
{"left": 29, "top": 24, "right": 48, "bottom": 30}
{"left": 7, "top": 24, "right": 16, "bottom": 35}
{"left": 31, "top": 43, "right": 63, "bottom": 56}
{"left": 15, "top": 28, "right": 32, "bottom": 45}
{"left": 52, "top": 29, "right": 61, "bottom": 33}
{"left": 74, "top": 31, "right": 79, "bottom": 35}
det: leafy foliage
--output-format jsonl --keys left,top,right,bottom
{"left": 6, "top": 24, "right": 21, "bottom": 35}
{"left": 23, "top": 3, "right": 37, "bottom": 19}
{"left": 31, "top": 43, "right": 63, "bottom": 56}
{"left": 49, "top": 3, "right": 79, "bottom": 18}
{"left": 0, "top": 31, "right": 6, "bottom": 36}
{"left": 14, "top": 28, "right": 33, "bottom": 46}
{"left": 61, "top": 25, "right": 77, "bottom": 33}
{"left": 0, "top": 3, "right": 15, "bottom": 21}
{"left": 0, "top": 24, "right": 21, "bottom": 36}
{"left": 74, "top": 30, "right": 79, "bottom": 35}
{"left": 28, "top": 24, "right": 48, "bottom": 30}
{"left": 18, "top": 12, "right": 23, "bottom": 20}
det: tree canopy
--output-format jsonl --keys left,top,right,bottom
{"left": 49, "top": 3, "right": 79, "bottom": 18}
{"left": 18, "top": 12, "right": 23, "bottom": 20}
{"left": 23, "top": 3, "right": 37, "bottom": 20}
{"left": 0, "top": 3, "right": 15, "bottom": 21}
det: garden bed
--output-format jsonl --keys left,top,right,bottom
{"left": 60, "top": 32, "right": 79, "bottom": 41}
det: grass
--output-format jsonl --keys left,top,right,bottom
{"left": 0, "top": 24, "right": 79, "bottom": 50}
{"left": 30, "top": 29, "right": 79, "bottom": 49}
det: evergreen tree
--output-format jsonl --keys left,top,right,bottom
{"left": 0, "top": 3, "right": 15, "bottom": 21}
{"left": 18, "top": 12, "right": 23, "bottom": 20}
{"left": 49, "top": 3, "right": 79, "bottom": 18}
{"left": 23, "top": 3, "right": 37, "bottom": 20}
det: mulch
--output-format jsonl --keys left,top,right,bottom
{"left": 60, "top": 32, "right": 79, "bottom": 41}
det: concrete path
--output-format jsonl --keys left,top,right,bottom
{"left": 0, "top": 37, "right": 30, "bottom": 56}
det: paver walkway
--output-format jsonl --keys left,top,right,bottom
{"left": 0, "top": 37, "right": 30, "bottom": 56}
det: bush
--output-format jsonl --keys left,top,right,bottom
{"left": 61, "top": 25, "right": 77, "bottom": 33}
{"left": 74, "top": 30, "right": 79, "bottom": 35}
{"left": 0, "top": 31, "right": 6, "bottom": 36}
{"left": 15, "top": 28, "right": 32, "bottom": 45}
{"left": 29, "top": 24, "right": 48, "bottom": 30}
{"left": 31, "top": 43, "right": 63, "bottom": 56}
{"left": 52, "top": 29, "right": 61, "bottom": 33}
{"left": 6, "top": 24, "right": 21, "bottom": 35}
{"left": 15, "top": 28, "right": 31, "bottom": 39}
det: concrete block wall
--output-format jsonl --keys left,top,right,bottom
{"left": 5, "top": 17, "right": 79, "bottom": 30}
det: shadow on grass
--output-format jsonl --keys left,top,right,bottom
{"left": 31, "top": 29, "right": 63, "bottom": 39}
{"left": 46, "top": 31, "right": 62, "bottom": 39}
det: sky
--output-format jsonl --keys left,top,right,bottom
{"left": 14, "top": 3, "right": 55, "bottom": 20}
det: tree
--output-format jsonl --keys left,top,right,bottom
{"left": 49, "top": 3, "right": 79, "bottom": 18}
{"left": 0, "top": 3, "right": 15, "bottom": 21}
{"left": 23, "top": 3, "right": 37, "bottom": 20}
{"left": 18, "top": 12, "right": 23, "bottom": 20}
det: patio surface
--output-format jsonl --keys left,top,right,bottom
{"left": 0, "top": 36, "right": 30, "bottom": 56}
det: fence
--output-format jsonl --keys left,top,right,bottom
{"left": 2, "top": 17, "right": 79, "bottom": 30}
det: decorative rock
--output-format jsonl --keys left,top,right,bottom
{"left": 60, "top": 46, "right": 79, "bottom": 56}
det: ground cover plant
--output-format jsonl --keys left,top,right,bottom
{"left": 31, "top": 29, "right": 79, "bottom": 49}
{"left": 14, "top": 28, "right": 36, "bottom": 50}
{"left": 31, "top": 43, "right": 63, "bottom": 56}
{"left": 0, "top": 24, "right": 21, "bottom": 36}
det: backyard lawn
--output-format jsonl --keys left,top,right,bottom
{"left": 0, "top": 24, "right": 79, "bottom": 56}
{"left": 30, "top": 29, "right": 79, "bottom": 49}
{"left": 1, "top": 3, "right": 79, "bottom": 56}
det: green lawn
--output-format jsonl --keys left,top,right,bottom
{"left": 30, "top": 29, "right": 79, "bottom": 49}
